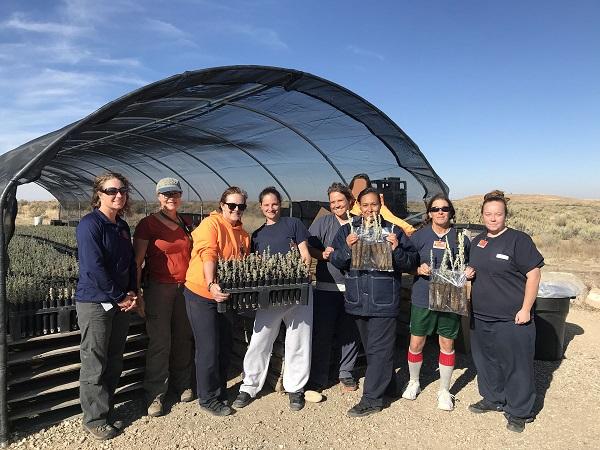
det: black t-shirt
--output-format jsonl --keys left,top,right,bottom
{"left": 409, "top": 225, "right": 470, "bottom": 309}
{"left": 470, "top": 228, "right": 544, "bottom": 321}
{"left": 251, "top": 216, "right": 310, "bottom": 255}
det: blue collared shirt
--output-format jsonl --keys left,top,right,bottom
{"left": 74, "top": 208, "right": 136, "bottom": 303}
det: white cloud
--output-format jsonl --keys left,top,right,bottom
{"left": 220, "top": 23, "right": 288, "bottom": 50}
{"left": 1, "top": 13, "right": 89, "bottom": 37}
{"left": 97, "top": 57, "right": 141, "bottom": 67}
{"left": 145, "top": 18, "right": 188, "bottom": 39}
{"left": 347, "top": 45, "right": 385, "bottom": 61}
{"left": 61, "top": 0, "right": 143, "bottom": 25}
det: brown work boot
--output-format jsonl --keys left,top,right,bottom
{"left": 147, "top": 397, "right": 164, "bottom": 417}
{"left": 180, "top": 388, "right": 194, "bottom": 403}
{"left": 82, "top": 423, "right": 118, "bottom": 441}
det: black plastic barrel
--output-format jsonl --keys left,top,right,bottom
{"left": 534, "top": 296, "right": 571, "bottom": 360}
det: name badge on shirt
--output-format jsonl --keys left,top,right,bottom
{"left": 496, "top": 253, "right": 509, "bottom": 260}
{"left": 432, "top": 240, "right": 446, "bottom": 250}
{"left": 477, "top": 239, "right": 488, "bottom": 248}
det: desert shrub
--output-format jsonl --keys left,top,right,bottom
{"left": 552, "top": 215, "right": 568, "bottom": 227}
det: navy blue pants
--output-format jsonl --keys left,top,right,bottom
{"left": 308, "top": 290, "right": 359, "bottom": 389}
{"left": 184, "top": 288, "right": 232, "bottom": 406}
{"left": 354, "top": 315, "right": 397, "bottom": 408}
{"left": 470, "top": 317, "right": 536, "bottom": 418}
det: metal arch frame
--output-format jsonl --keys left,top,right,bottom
{"left": 54, "top": 155, "right": 151, "bottom": 204}
{"left": 53, "top": 155, "right": 150, "bottom": 217}
{"left": 62, "top": 83, "right": 273, "bottom": 154}
{"left": 225, "top": 101, "right": 348, "bottom": 185}
{"left": 143, "top": 119, "right": 295, "bottom": 213}
{"left": 35, "top": 176, "right": 81, "bottom": 204}
{"left": 75, "top": 118, "right": 295, "bottom": 213}
{"left": 67, "top": 147, "right": 160, "bottom": 190}
{"left": 36, "top": 168, "right": 91, "bottom": 202}
{"left": 100, "top": 127, "right": 232, "bottom": 189}
{"left": 77, "top": 133, "right": 204, "bottom": 218}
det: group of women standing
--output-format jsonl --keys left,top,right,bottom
{"left": 75, "top": 172, "right": 543, "bottom": 441}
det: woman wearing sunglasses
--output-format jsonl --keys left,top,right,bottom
{"left": 133, "top": 178, "right": 194, "bottom": 418}
{"left": 401, "top": 194, "right": 474, "bottom": 411}
{"left": 184, "top": 186, "right": 250, "bottom": 416}
{"left": 75, "top": 172, "right": 140, "bottom": 441}
{"left": 233, "top": 186, "right": 312, "bottom": 412}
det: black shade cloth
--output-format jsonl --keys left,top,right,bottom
{"left": 0, "top": 65, "right": 447, "bottom": 211}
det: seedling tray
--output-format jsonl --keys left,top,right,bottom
{"left": 218, "top": 282, "right": 309, "bottom": 312}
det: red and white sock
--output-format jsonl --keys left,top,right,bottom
{"left": 439, "top": 350, "right": 455, "bottom": 392}
{"left": 407, "top": 350, "right": 423, "bottom": 383}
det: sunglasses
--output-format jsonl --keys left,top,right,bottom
{"left": 161, "top": 191, "right": 182, "bottom": 198}
{"left": 224, "top": 202, "right": 247, "bottom": 211}
{"left": 429, "top": 206, "right": 451, "bottom": 213}
{"left": 100, "top": 187, "right": 129, "bottom": 196}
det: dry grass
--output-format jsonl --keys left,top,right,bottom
{"left": 454, "top": 195, "right": 600, "bottom": 287}
{"left": 15, "top": 196, "right": 600, "bottom": 273}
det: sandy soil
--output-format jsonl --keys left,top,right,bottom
{"left": 8, "top": 306, "right": 600, "bottom": 450}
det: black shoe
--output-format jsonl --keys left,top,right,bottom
{"left": 339, "top": 377, "right": 358, "bottom": 392}
{"left": 110, "top": 420, "right": 125, "bottom": 432}
{"left": 82, "top": 423, "right": 118, "bottom": 441}
{"left": 200, "top": 399, "right": 233, "bottom": 416}
{"left": 232, "top": 392, "right": 252, "bottom": 409}
{"left": 289, "top": 392, "right": 305, "bottom": 411}
{"left": 506, "top": 415, "right": 526, "bottom": 433}
{"left": 347, "top": 402, "right": 382, "bottom": 418}
{"left": 468, "top": 399, "right": 504, "bottom": 414}
{"left": 504, "top": 412, "right": 534, "bottom": 424}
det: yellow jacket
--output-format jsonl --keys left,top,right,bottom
{"left": 185, "top": 211, "right": 250, "bottom": 299}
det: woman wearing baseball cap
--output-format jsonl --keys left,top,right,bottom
{"left": 133, "top": 177, "right": 195, "bottom": 417}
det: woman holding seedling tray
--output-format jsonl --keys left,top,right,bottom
{"left": 468, "top": 191, "right": 543, "bottom": 433}
{"left": 330, "top": 187, "right": 419, "bottom": 417}
{"left": 184, "top": 186, "right": 250, "bottom": 416}
{"left": 233, "top": 186, "right": 313, "bottom": 412}
{"left": 401, "top": 194, "right": 474, "bottom": 411}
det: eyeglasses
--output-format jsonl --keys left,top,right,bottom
{"left": 224, "top": 202, "right": 247, "bottom": 211}
{"left": 100, "top": 187, "right": 129, "bottom": 196}
{"left": 160, "top": 191, "right": 182, "bottom": 198}
{"left": 429, "top": 206, "right": 451, "bottom": 213}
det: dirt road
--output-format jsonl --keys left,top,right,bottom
{"left": 8, "top": 307, "right": 600, "bottom": 450}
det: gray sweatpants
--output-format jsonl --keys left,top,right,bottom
{"left": 77, "top": 302, "right": 130, "bottom": 428}
{"left": 143, "top": 281, "right": 194, "bottom": 402}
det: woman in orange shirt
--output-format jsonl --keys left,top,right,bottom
{"left": 184, "top": 186, "right": 250, "bottom": 416}
{"left": 133, "top": 178, "right": 194, "bottom": 418}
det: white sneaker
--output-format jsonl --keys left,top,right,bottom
{"left": 402, "top": 380, "right": 421, "bottom": 400}
{"left": 437, "top": 390, "right": 455, "bottom": 411}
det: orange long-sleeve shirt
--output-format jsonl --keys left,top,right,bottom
{"left": 185, "top": 211, "right": 250, "bottom": 299}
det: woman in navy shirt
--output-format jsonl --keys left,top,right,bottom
{"left": 75, "top": 172, "right": 140, "bottom": 441}
{"left": 233, "top": 187, "right": 312, "bottom": 412}
{"left": 468, "top": 190, "right": 543, "bottom": 433}
{"left": 402, "top": 194, "right": 474, "bottom": 411}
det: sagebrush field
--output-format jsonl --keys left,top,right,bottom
{"left": 14, "top": 195, "right": 600, "bottom": 289}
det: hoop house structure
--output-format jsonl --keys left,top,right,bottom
{"left": 0, "top": 65, "right": 447, "bottom": 442}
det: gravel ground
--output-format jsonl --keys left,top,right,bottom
{"left": 8, "top": 306, "right": 600, "bottom": 450}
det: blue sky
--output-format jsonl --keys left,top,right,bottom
{"left": 1, "top": 0, "right": 599, "bottom": 200}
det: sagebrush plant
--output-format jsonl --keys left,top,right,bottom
{"left": 453, "top": 196, "right": 600, "bottom": 265}
{"left": 216, "top": 246, "right": 309, "bottom": 285}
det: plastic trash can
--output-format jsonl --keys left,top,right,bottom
{"left": 534, "top": 296, "right": 571, "bottom": 360}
